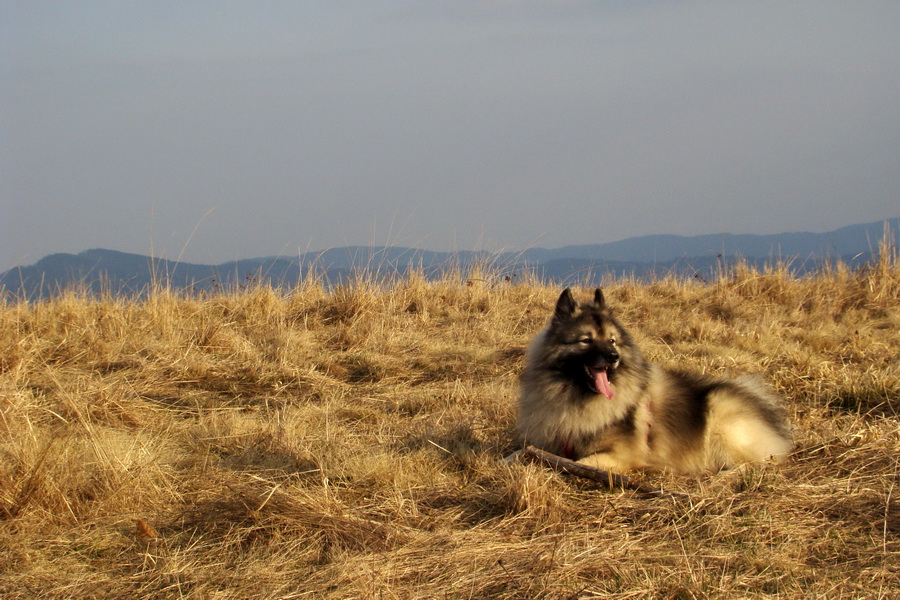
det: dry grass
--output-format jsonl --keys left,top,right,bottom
{"left": 1, "top": 251, "right": 898, "bottom": 599}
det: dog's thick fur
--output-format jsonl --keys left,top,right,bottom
{"left": 518, "top": 288, "right": 792, "bottom": 474}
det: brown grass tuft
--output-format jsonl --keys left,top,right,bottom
{"left": 1, "top": 257, "right": 898, "bottom": 599}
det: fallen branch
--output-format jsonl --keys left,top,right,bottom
{"left": 514, "top": 446, "right": 674, "bottom": 497}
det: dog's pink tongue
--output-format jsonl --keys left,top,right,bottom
{"left": 594, "top": 369, "right": 615, "bottom": 399}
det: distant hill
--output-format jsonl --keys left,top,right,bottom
{"left": 2, "top": 218, "right": 897, "bottom": 299}
{"left": 516, "top": 219, "right": 899, "bottom": 263}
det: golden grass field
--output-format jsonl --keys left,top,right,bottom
{"left": 1, "top": 251, "right": 898, "bottom": 599}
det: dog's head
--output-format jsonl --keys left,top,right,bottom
{"left": 546, "top": 288, "right": 623, "bottom": 399}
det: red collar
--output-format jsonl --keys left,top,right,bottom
{"left": 559, "top": 437, "right": 577, "bottom": 460}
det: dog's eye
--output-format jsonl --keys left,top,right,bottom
{"left": 577, "top": 336, "right": 592, "bottom": 345}
{"left": 608, "top": 338, "right": 617, "bottom": 346}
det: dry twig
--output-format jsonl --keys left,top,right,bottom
{"left": 516, "top": 446, "right": 676, "bottom": 497}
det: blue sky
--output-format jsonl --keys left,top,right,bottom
{"left": 2, "top": 1, "right": 899, "bottom": 268}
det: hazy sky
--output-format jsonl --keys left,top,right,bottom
{"left": 2, "top": 1, "right": 899, "bottom": 269}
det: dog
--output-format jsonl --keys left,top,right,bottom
{"left": 517, "top": 288, "right": 792, "bottom": 474}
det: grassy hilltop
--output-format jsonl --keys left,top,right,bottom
{"left": 1, "top": 253, "right": 898, "bottom": 599}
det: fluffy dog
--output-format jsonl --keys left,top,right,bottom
{"left": 517, "top": 288, "right": 792, "bottom": 474}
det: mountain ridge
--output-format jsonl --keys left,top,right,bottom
{"left": 2, "top": 218, "right": 897, "bottom": 298}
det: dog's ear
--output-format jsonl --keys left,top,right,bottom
{"left": 554, "top": 288, "right": 577, "bottom": 320}
{"left": 593, "top": 288, "right": 606, "bottom": 310}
